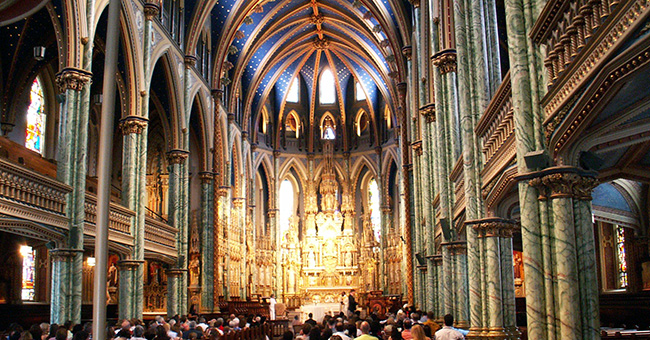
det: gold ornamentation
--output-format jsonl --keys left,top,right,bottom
{"left": 468, "top": 218, "right": 519, "bottom": 238}
{"left": 55, "top": 67, "right": 92, "bottom": 92}
{"left": 185, "top": 55, "right": 197, "bottom": 68}
{"left": 402, "top": 46, "right": 413, "bottom": 60}
{"left": 120, "top": 115, "right": 148, "bottom": 135}
{"left": 167, "top": 149, "right": 190, "bottom": 164}
{"left": 431, "top": 49, "right": 457, "bottom": 74}
{"left": 313, "top": 37, "right": 330, "bottom": 50}
{"left": 419, "top": 103, "right": 436, "bottom": 123}
{"left": 310, "top": 13, "right": 324, "bottom": 25}
{"left": 144, "top": 1, "right": 161, "bottom": 21}
{"left": 527, "top": 167, "right": 598, "bottom": 200}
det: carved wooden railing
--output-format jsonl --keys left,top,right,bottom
{"left": 0, "top": 157, "right": 71, "bottom": 228}
{"left": 531, "top": 0, "right": 623, "bottom": 87}
{"left": 145, "top": 216, "right": 178, "bottom": 256}
{"left": 84, "top": 192, "right": 134, "bottom": 236}
{"left": 475, "top": 72, "right": 516, "bottom": 186}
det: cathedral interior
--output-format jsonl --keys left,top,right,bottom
{"left": 0, "top": 0, "right": 650, "bottom": 339}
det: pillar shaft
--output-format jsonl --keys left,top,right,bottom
{"left": 200, "top": 172, "right": 215, "bottom": 312}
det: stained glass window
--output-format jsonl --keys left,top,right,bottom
{"left": 26, "top": 77, "right": 46, "bottom": 154}
{"left": 20, "top": 245, "right": 35, "bottom": 301}
{"left": 278, "top": 179, "right": 294, "bottom": 240}
{"left": 616, "top": 225, "right": 628, "bottom": 288}
{"left": 368, "top": 178, "right": 381, "bottom": 243}
{"left": 320, "top": 69, "right": 336, "bottom": 104}
{"left": 287, "top": 78, "right": 299, "bottom": 103}
{"left": 356, "top": 82, "right": 366, "bottom": 101}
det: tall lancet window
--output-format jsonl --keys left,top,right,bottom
{"left": 287, "top": 77, "right": 299, "bottom": 103}
{"left": 320, "top": 69, "right": 336, "bottom": 104}
{"left": 20, "top": 245, "right": 35, "bottom": 300}
{"left": 616, "top": 225, "right": 628, "bottom": 288}
{"left": 278, "top": 179, "right": 294, "bottom": 238}
{"left": 26, "top": 77, "right": 46, "bottom": 154}
{"left": 355, "top": 82, "right": 366, "bottom": 101}
{"left": 368, "top": 178, "right": 381, "bottom": 242}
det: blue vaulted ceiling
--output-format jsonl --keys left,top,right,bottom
{"left": 184, "top": 0, "right": 410, "bottom": 139}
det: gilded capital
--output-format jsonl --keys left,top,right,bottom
{"left": 185, "top": 55, "right": 197, "bottom": 68}
{"left": 431, "top": 49, "right": 457, "bottom": 74}
{"left": 199, "top": 171, "right": 214, "bottom": 183}
{"left": 402, "top": 46, "right": 413, "bottom": 60}
{"left": 419, "top": 103, "right": 436, "bottom": 123}
{"left": 55, "top": 67, "right": 92, "bottom": 92}
{"left": 167, "top": 149, "right": 190, "bottom": 164}
{"left": 526, "top": 167, "right": 598, "bottom": 200}
{"left": 218, "top": 186, "right": 230, "bottom": 197}
{"left": 50, "top": 248, "right": 82, "bottom": 262}
{"left": 144, "top": 1, "right": 161, "bottom": 20}
{"left": 467, "top": 218, "right": 519, "bottom": 238}
{"left": 117, "top": 259, "right": 144, "bottom": 270}
{"left": 119, "top": 115, "right": 148, "bottom": 135}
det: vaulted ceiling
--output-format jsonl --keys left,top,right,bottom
{"left": 185, "top": 0, "right": 412, "bottom": 132}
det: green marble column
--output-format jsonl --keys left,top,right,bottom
{"left": 52, "top": 66, "right": 92, "bottom": 324}
{"left": 117, "top": 260, "right": 144, "bottom": 320}
{"left": 49, "top": 249, "right": 83, "bottom": 324}
{"left": 168, "top": 149, "right": 190, "bottom": 313}
{"left": 199, "top": 172, "right": 215, "bottom": 312}
{"left": 166, "top": 268, "right": 186, "bottom": 317}
{"left": 523, "top": 168, "right": 600, "bottom": 340}
{"left": 119, "top": 2, "right": 159, "bottom": 320}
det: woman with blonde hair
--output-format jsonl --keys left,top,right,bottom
{"left": 410, "top": 325, "right": 430, "bottom": 340}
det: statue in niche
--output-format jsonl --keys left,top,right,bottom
{"left": 189, "top": 255, "right": 200, "bottom": 286}
{"left": 345, "top": 252, "right": 353, "bottom": 267}
{"left": 308, "top": 251, "right": 316, "bottom": 267}
{"left": 149, "top": 261, "right": 161, "bottom": 285}
{"left": 287, "top": 265, "right": 296, "bottom": 293}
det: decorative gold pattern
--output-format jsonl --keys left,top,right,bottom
{"left": 313, "top": 37, "right": 330, "bottom": 50}
{"left": 120, "top": 115, "right": 149, "bottom": 135}
{"left": 167, "top": 149, "right": 190, "bottom": 165}
{"left": 55, "top": 67, "right": 92, "bottom": 92}
{"left": 431, "top": 49, "right": 457, "bottom": 74}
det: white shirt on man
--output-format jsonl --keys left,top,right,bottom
{"left": 434, "top": 326, "right": 464, "bottom": 340}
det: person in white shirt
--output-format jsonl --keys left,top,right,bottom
{"left": 269, "top": 294, "right": 277, "bottom": 320}
{"left": 434, "top": 315, "right": 464, "bottom": 340}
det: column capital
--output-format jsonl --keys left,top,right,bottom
{"left": 211, "top": 89, "right": 224, "bottom": 105}
{"left": 466, "top": 217, "right": 520, "bottom": 238}
{"left": 116, "top": 259, "right": 144, "bottom": 270}
{"left": 419, "top": 103, "right": 436, "bottom": 123}
{"left": 411, "top": 140, "right": 422, "bottom": 156}
{"left": 520, "top": 166, "right": 598, "bottom": 200}
{"left": 441, "top": 241, "right": 467, "bottom": 255}
{"left": 401, "top": 46, "right": 413, "bottom": 60}
{"left": 408, "top": 0, "right": 420, "bottom": 8}
{"left": 199, "top": 171, "right": 214, "bottom": 182}
{"left": 167, "top": 149, "right": 190, "bottom": 164}
{"left": 374, "top": 146, "right": 382, "bottom": 155}
{"left": 217, "top": 186, "right": 230, "bottom": 197}
{"left": 119, "top": 115, "right": 149, "bottom": 135}
{"left": 185, "top": 55, "right": 197, "bottom": 68}
{"left": 267, "top": 209, "right": 279, "bottom": 218}
{"left": 273, "top": 150, "right": 282, "bottom": 158}
{"left": 428, "top": 254, "right": 443, "bottom": 265}
{"left": 55, "top": 67, "right": 92, "bottom": 92}
{"left": 431, "top": 49, "right": 457, "bottom": 74}
{"left": 144, "top": 0, "right": 161, "bottom": 20}
{"left": 50, "top": 248, "right": 83, "bottom": 261}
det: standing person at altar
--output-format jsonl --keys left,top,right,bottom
{"left": 347, "top": 290, "right": 357, "bottom": 317}
{"left": 269, "top": 294, "right": 277, "bottom": 320}
{"left": 340, "top": 292, "right": 349, "bottom": 315}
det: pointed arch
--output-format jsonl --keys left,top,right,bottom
{"left": 355, "top": 108, "right": 370, "bottom": 137}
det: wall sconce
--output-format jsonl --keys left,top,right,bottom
{"left": 87, "top": 257, "right": 96, "bottom": 267}
{"left": 34, "top": 46, "right": 46, "bottom": 61}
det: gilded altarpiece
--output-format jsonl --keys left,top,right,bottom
{"left": 279, "top": 143, "right": 382, "bottom": 303}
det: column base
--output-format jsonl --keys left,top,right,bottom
{"left": 486, "top": 327, "right": 508, "bottom": 339}
{"left": 465, "top": 327, "right": 484, "bottom": 339}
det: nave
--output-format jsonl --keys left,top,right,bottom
{"left": 0, "top": 0, "right": 650, "bottom": 339}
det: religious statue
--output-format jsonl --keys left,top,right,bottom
{"left": 189, "top": 256, "right": 200, "bottom": 286}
